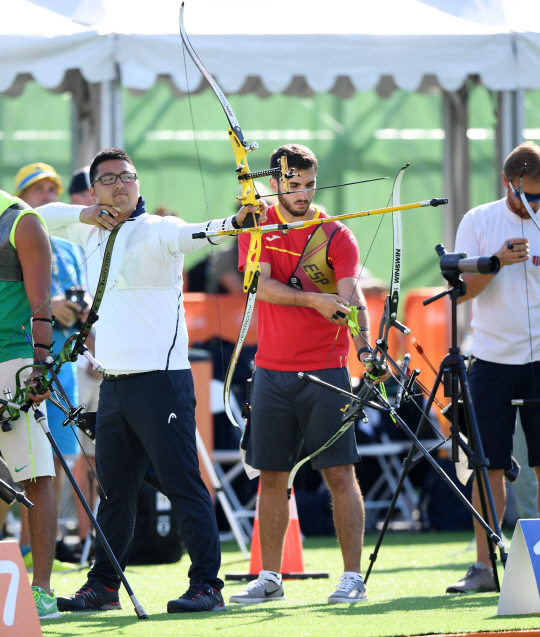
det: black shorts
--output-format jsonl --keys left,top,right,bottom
{"left": 246, "top": 366, "right": 359, "bottom": 472}
{"left": 468, "top": 358, "right": 540, "bottom": 470}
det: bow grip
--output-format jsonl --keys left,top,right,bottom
{"left": 240, "top": 209, "right": 261, "bottom": 229}
{"left": 25, "top": 374, "right": 47, "bottom": 396}
{"left": 364, "top": 355, "right": 387, "bottom": 380}
{"left": 243, "top": 232, "right": 262, "bottom": 293}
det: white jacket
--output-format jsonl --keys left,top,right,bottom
{"left": 39, "top": 200, "right": 236, "bottom": 373}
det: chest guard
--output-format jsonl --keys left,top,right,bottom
{"left": 287, "top": 222, "right": 341, "bottom": 294}
{"left": 0, "top": 202, "right": 28, "bottom": 282}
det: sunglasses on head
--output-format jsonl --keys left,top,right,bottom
{"left": 508, "top": 180, "right": 540, "bottom": 204}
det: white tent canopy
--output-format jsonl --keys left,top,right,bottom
{"left": 2, "top": 0, "right": 538, "bottom": 97}
{"left": 4, "top": 0, "right": 540, "bottom": 254}
{"left": 114, "top": 0, "right": 518, "bottom": 95}
{"left": 21, "top": 0, "right": 527, "bottom": 95}
{"left": 0, "top": 0, "right": 115, "bottom": 94}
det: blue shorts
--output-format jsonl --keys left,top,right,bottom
{"left": 247, "top": 366, "right": 359, "bottom": 472}
{"left": 468, "top": 358, "right": 540, "bottom": 470}
{"left": 47, "top": 362, "right": 80, "bottom": 457}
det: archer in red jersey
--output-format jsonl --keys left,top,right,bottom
{"left": 233, "top": 144, "right": 375, "bottom": 606}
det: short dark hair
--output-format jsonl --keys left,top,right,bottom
{"left": 90, "top": 147, "right": 135, "bottom": 185}
{"left": 269, "top": 144, "right": 318, "bottom": 175}
{"left": 504, "top": 141, "right": 540, "bottom": 182}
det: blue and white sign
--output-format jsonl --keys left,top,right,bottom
{"left": 498, "top": 519, "right": 540, "bottom": 615}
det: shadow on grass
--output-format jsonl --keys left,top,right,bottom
{"left": 42, "top": 613, "right": 142, "bottom": 636}
{"left": 219, "top": 532, "right": 475, "bottom": 558}
{"left": 361, "top": 531, "right": 474, "bottom": 547}
{"left": 43, "top": 593, "right": 499, "bottom": 634}
{"left": 353, "top": 594, "right": 498, "bottom": 616}
{"left": 365, "top": 561, "right": 474, "bottom": 575}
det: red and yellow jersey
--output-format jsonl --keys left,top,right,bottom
{"left": 238, "top": 204, "right": 360, "bottom": 371}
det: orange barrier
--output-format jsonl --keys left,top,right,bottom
{"left": 184, "top": 293, "right": 258, "bottom": 346}
{"left": 0, "top": 540, "right": 42, "bottom": 636}
{"left": 186, "top": 290, "right": 452, "bottom": 469}
{"left": 191, "top": 359, "right": 214, "bottom": 498}
{"left": 184, "top": 292, "right": 400, "bottom": 377}
{"left": 402, "top": 288, "right": 450, "bottom": 433}
{"left": 347, "top": 293, "right": 402, "bottom": 379}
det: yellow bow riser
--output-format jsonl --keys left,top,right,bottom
{"left": 229, "top": 129, "right": 260, "bottom": 209}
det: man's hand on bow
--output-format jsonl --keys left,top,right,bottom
{"left": 235, "top": 201, "right": 268, "bottom": 227}
{"left": 310, "top": 294, "right": 350, "bottom": 325}
{"left": 80, "top": 204, "right": 120, "bottom": 231}
{"left": 27, "top": 370, "right": 51, "bottom": 404}
{"left": 360, "top": 353, "right": 391, "bottom": 384}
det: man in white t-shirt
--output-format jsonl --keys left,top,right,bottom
{"left": 447, "top": 141, "right": 540, "bottom": 593}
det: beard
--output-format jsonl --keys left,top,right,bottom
{"left": 276, "top": 193, "right": 312, "bottom": 217}
{"left": 507, "top": 194, "right": 540, "bottom": 219}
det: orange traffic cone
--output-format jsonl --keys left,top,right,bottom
{"left": 225, "top": 481, "right": 328, "bottom": 581}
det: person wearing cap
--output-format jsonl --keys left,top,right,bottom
{"left": 69, "top": 167, "right": 93, "bottom": 207}
{"left": 16, "top": 163, "right": 91, "bottom": 564}
{"left": 14, "top": 162, "right": 63, "bottom": 205}
{"left": 0, "top": 186, "right": 58, "bottom": 618}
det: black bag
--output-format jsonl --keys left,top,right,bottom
{"left": 418, "top": 458, "right": 473, "bottom": 531}
{"left": 129, "top": 482, "right": 184, "bottom": 565}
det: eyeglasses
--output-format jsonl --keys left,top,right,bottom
{"left": 92, "top": 172, "right": 137, "bottom": 187}
{"left": 508, "top": 180, "right": 540, "bottom": 204}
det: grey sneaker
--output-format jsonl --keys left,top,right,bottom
{"left": 229, "top": 574, "right": 284, "bottom": 604}
{"left": 446, "top": 563, "right": 497, "bottom": 593}
{"left": 328, "top": 574, "right": 368, "bottom": 604}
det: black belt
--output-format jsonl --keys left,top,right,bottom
{"left": 103, "top": 371, "right": 149, "bottom": 381}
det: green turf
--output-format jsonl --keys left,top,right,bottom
{"left": 41, "top": 532, "right": 540, "bottom": 637}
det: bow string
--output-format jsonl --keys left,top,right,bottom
{"left": 518, "top": 165, "right": 540, "bottom": 433}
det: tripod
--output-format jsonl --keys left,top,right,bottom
{"left": 364, "top": 247, "right": 507, "bottom": 589}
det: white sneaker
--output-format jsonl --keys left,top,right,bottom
{"left": 229, "top": 572, "right": 284, "bottom": 604}
{"left": 328, "top": 573, "right": 368, "bottom": 604}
